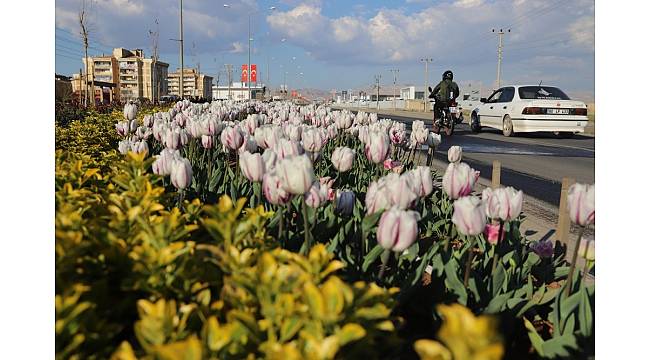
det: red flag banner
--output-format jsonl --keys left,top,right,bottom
{"left": 241, "top": 65, "right": 248, "bottom": 82}
{"left": 251, "top": 64, "right": 257, "bottom": 83}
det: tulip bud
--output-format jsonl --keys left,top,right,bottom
{"left": 273, "top": 138, "right": 303, "bottom": 159}
{"left": 448, "top": 146, "right": 462, "bottom": 163}
{"left": 442, "top": 162, "right": 480, "bottom": 199}
{"left": 530, "top": 239, "right": 554, "bottom": 258}
{"left": 220, "top": 126, "right": 244, "bottom": 151}
{"left": 408, "top": 166, "right": 434, "bottom": 197}
{"left": 364, "top": 131, "right": 390, "bottom": 164}
{"left": 275, "top": 155, "right": 316, "bottom": 195}
{"left": 123, "top": 102, "right": 137, "bottom": 121}
{"left": 482, "top": 186, "right": 524, "bottom": 221}
{"left": 305, "top": 181, "right": 329, "bottom": 208}
{"left": 335, "top": 190, "right": 355, "bottom": 216}
{"left": 143, "top": 114, "right": 153, "bottom": 128}
{"left": 263, "top": 171, "right": 292, "bottom": 205}
{"left": 567, "top": 183, "right": 595, "bottom": 226}
{"left": 239, "top": 151, "right": 265, "bottom": 182}
{"left": 131, "top": 140, "right": 149, "bottom": 156}
{"left": 201, "top": 135, "right": 213, "bottom": 149}
{"left": 170, "top": 158, "right": 193, "bottom": 190}
{"left": 365, "top": 179, "right": 392, "bottom": 214}
{"left": 484, "top": 223, "right": 505, "bottom": 245}
{"left": 386, "top": 173, "right": 418, "bottom": 209}
{"left": 427, "top": 132, "right": 442, "bottom": 148}
{"left": 331, "top": 147, "right": 355, "bottom": 172}
{"left": 116, "top": 121, "right": 129, "bottom": 137}
{"left": 262, "top": 149, "right": 279, "bottom": 171}
{"left": 118, "top": 139, "right": 132, "bottom": 154}
{"left": 164, "top": 129, "right": 182, "bottom": 150}
{"left": 358, "top": 126, "right": 370, "bottom": 144}
{"left": 302, "top": 128, "right": 325, "bottom": 153}
{"left": 451, "top": 196, "right": 487, "bottom": 236}
{"left": 377, "top": 208, "right": 420, "bottom": 252}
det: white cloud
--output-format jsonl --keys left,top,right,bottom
{"left": 230, "top": 42, "right": 245, "bottom": 54}
{"left": 569, "top": 16, "right": 595, "bottom": 49}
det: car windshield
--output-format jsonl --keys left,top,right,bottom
{"left": 518, "top": 86, "right": 570, "bottom": 100}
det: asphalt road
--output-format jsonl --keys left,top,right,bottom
{"left": 356, "top": 111, "right": 595, "bottom": 206}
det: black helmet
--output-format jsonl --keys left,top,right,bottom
{"left": 443, "top": 70, "right": 453, "bottom": 80}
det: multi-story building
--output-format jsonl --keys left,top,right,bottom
{"left": 212, "top": 82, "right": 265, "bottom": 101}
{"left": 80, "top": 48, "right": 168, "bottom": 103}
{"left": 168, "top": 69, "right": 213, "bottom": 100}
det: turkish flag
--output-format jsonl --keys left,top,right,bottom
{"left": 241, "top": 65, "right": 248, "bottom": 82}
{"left": 251, "top": 64, "right": 257, "bottom": 83}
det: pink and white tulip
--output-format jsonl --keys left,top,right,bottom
{"left": 239, "top": 151, "right": 265, "bottom": 182}
{"left": 482, "top": 187, "right": 524, "bottom": 221}
{"left": 377, "top": 208, "right": 420, "bottom": 252}
{"left": 442, "top": 162, "right": 480, "bottom": 199}
{"left": 364, "top": 131, "right": 390, "bottom": 164}
{"left": 448, "top": 146, "right": 462, "bottom": 163}
{"left": 331, "top": 147, "right": 355, "bottom": 172}
{"left": 567, "top": 183, "right": 595, "bottom": 226}
{"left": 451, "top": 196, "right": 487, "bottom": 236}
{"left": 275, "top": 155, "right": 316, "bottom": 195}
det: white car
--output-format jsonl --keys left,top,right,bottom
{"left": 470, "top": 85, "right": 589, "bottom": 137}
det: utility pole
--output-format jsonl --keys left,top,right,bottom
{"left": 78, "top": 68, "right": 82, "bottom": 105}
{"left": 248, "top": 14, "right": 252, "bottom": 101}
{"left": 179, "top": 0, "right": 184, "bottom": 99}
{"left": 492, "top": 28, "right": 510, "bottom": 88}
{"left": 374, "top": 75, "right": 381, "bottom": 110}
{"left": 79, "top": 0, "right": 90, "bottom": 108}
{"left": 389, "top": 69, "right": 399, "bottom": 110}
{"left": 420, "top": 58, "right": 433, "bottom": 104}
{"left": 224, "top": 64, "right": 233, "bottom": 100}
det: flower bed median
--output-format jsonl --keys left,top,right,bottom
{"left": 55, "top": 100, "right": 595, "bottom": 359}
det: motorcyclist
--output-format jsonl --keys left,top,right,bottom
{"left": 429, "top": 70, "right": 460, "bottom": 125}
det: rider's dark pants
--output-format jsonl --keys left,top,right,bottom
{"left": 433, "top": 101, "right": 449, "bottom": 123}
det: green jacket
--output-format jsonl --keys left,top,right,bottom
{"left": 430, "top": 79, "right": 460, "bottom": 103}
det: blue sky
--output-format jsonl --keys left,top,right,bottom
{"left": 55, "top": 0, "right": 595, "bottom": 100}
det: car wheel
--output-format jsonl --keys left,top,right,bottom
{"left": 471, "top": 112, "right": 481, "bottom": 133}
{"left": 554, "top": 131, "right": 575, "bottom": 139}
{"left": 502, "top": 115, "right": 514, "bottom": 137}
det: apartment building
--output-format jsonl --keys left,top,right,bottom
{"left": 168, "top": 68, "right": 213, "bottom": 99}
{"left": 80, "top": 48, "right": 168, "bottom": 103}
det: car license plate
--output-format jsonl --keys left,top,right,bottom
{"left": 547, "top": 108, "right": 570, "bottom": 115}
{"left": 449, "top": 107, "right": 458, "bottom": 114}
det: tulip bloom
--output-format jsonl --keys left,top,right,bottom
{"left": 239, "top": 135, "right": 258, "bottom": 154}
{"left": 305, "top": 181, "right": 329, "bottom": 208}
{"left": 116, "top": 121, "right": 130, "bottom": 137}
{"left": 365, "top": 180, "right": 392, "bottom": 214}
{"left": 201, "top": 135, "right": 213, "bottom": 149}
{"left": 331, "top": 147, "right": 355, "bottom": 172}
{"left": 451, "top": 196, "right": 487, "bottom": 236}
{"left": 377, "top": 208, "right": 420, "bottom": 252}
{"left": 273, "top": 138, "right": 303, "bottom": 159}
{"left": 302, "top": 128, "right": 325, "bottom": 153}
{"left": 262, "top": 148, "right": 279, "bottom": 172}
{"left": 364, "top": 131, "right": 390, "bottom": 164}
{"left": 567, "top": 183, "right": 595, "bottom": 226}
{"left": 384, "top": 173, "right": 418, "bottom": 210}
{"left": 263, "top": 172, "right": 292, "bottom": 205}
{"left": 482, "top": 187, "right": 524, "bottom": 221}
{"left": 152, "top": 149, "right": 181, "bottom": 176}
{"left": 275, "top": 155, "right": 316, "bottom": 195}
{"left": 448, "top": 146, "right": 462, "bottom": 163}
{"left": 131, "top": 140, "right": 149, "bottom": 156}
{"left": 442, "top": 162, "right": 480, "bottom": 199}
{"left": 118, "top": 139, "right": 133, "bottom": 155}
{"left": 408, "top": 166, "right": 434, "bottom": 197}
{"left": 239, "top": 151, "right": 265, "bottom": 182}
{"left": 123, "top": 102, "right": 137, "bottom": 121}
{"left": 220, "top": 126, "right": 244, "bottom": 151}
{"left": 427, "top": 132, "right": 442, "bottom": 148}
{"left": 335, "top": 190, "right": 356, "bottom": 216}
{"left": 170, "top": 158, "right": 193, "bottom": 190}
{"left": 530, "top": 240, "right": 554, "bottom": 258}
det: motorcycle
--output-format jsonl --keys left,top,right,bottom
{"left": 429, "top": 87, "right": 457, "bottom": 136}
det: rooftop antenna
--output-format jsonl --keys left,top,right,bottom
{"left": 539, "top": 80, "right": 543, "bottom": 86}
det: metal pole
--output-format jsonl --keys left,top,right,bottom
{"left": 248, "top": 14, "right": 251, "bottom": 101}
{"left": 389, "top": 69, "right": 398, "bottom": 110}
{"left": 179, "top": 0, "right": 184, "bottom": 99}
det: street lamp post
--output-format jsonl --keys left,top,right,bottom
{"left": 420, "top": 58, "right": 433, "bottom": 108}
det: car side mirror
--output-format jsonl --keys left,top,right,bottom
{"left": 428, "top": 86, "right": 433, "bottom": 92}
{"left": 480, "top": 97, "right": 487, "bottom": 103}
